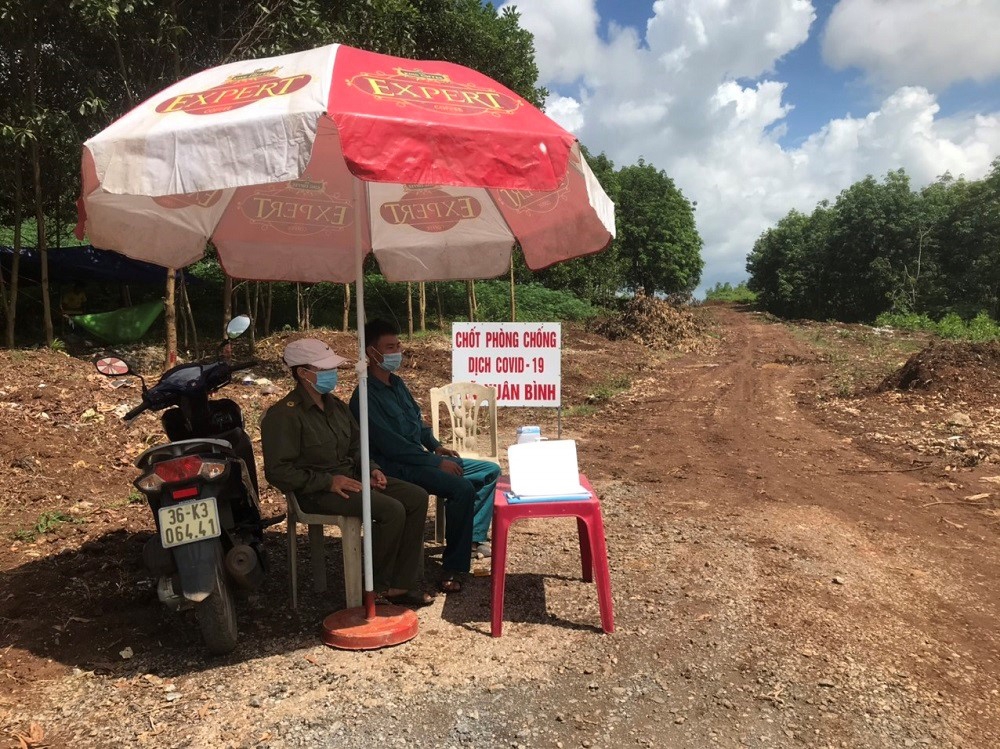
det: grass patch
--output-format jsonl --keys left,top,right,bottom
{"left": 789, "top": 324, "right": 923, "bottom": 397}
{"left": 13, "top": 511, "right": 84, "bottom": 541}
{"left": 111, "top": 488, "right": 146, "bottom": 508}
{"left": 563, "top": 404, "right": 598, "bottom": 418}
{"left": 587, "top": 375, "right": 632, "bottom": 404}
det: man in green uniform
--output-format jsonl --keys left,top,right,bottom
{"left": 261, "top": 338, "right": 433, "bottom": 606}
{"left": 350, "top": 319, "right": 499, "bottom": 594}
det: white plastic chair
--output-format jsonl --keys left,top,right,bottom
{"left": 428, "top": 382, "right": 499, "bottom": 542}
{"left": 284, "top": 491, "right": 362, "bottom": 609}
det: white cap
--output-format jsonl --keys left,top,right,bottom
{"left": 282, "top": 338, "right": 348, "bottom": 369}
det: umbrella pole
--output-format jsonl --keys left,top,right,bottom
{"left": 321, "top": 178, "right": 418, "bottom": 650}
{"left": 353, "top": 201, "right": 376, "bottom": 621}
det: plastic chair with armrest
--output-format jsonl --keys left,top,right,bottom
{"left": 284, "top": 490, "right": 363, "bottom": 609}
{"left": 428, "top": 382, "right": 499, "bottom": 542}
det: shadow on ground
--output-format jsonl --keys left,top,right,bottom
{"left": 0, "top": 527, "right": 353, "bottom": 679}
{"left": 438, "top": 570, "right": 605, "bottom": 636}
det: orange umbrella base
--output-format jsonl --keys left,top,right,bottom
{"left": 321, "top": 605, "right": 419, "bottom": 650}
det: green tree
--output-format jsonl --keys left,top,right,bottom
{"left": 614, "top": 159, "right": 702, "bottom": 295}
{"left": 820, "top": 170, "right": 918, "bottom": 322}
{"left": 746, "top": 163, "right": 1000, "bottom": 323}
{"left": 933, "top": 159, "right": 1000, "bottom": 318}
{"left": 747, "top": 209, "right": 810, "bottom": 317}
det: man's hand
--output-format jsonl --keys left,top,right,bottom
{"left": 371, "top": 469, "right": 387, "bottom": 490}
{"left": 435, "top": 446, "right": 460, "bottom": 458}
{"left": 330, "top": 474, "right": 363, "bottom": 498}
{"left": 438, "top": 458, "right": 463, "bottom": 477}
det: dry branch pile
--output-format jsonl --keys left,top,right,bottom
{"left": 592, "top": 293, "right": 707, "bottom": 352}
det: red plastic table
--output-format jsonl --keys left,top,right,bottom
{"left": 490, "top": 474, "right": 614, "bottom": 637}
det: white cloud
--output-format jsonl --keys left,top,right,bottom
{"left": 543, "top": 94, "right": 586, "bottom": 132}
{"left": 503, "top": 0, "right": 1000, "bottom": 292}
{"left": 647, "top": 0, "right": 815, "bottom": 83}
{"left": 507, "top": 0, "right": 602, "bottom": 85}
{"left": 823, "top": 0, "right": 1000, "bottom": 90}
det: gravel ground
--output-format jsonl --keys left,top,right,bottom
{"left": 3, "top": 306, "right": 1000, "bottom": 748}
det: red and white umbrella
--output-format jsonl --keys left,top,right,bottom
{"left": 77, "top": 43, "right": 615, "bottom": 645}
{"left": 78, "top": 44, "right": 613, "bottom": 281}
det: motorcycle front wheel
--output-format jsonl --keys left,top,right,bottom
{"left": 195, "top": 550, "right": 238, "bottom": 655}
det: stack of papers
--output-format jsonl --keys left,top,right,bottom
{"left": 507, "top": 440, "right": 592, "bottom": 502}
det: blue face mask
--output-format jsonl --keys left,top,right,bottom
{"left": 379, "top": 352, "right": 403, "bottom": 372}
{"left": 312, "top": 369, "right": 339, "bottom": 394}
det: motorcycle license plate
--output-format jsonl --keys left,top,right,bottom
{"left": 158, "top": 498, "right": 221, "bottom": 549}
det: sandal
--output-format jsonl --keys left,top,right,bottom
{"left": 384, "top": 590, "right": 435, "bottom": 608}
{"left": 438, "top": 572, "right": 464, "bottom": 594}
{"left": 472, "top": 541, "right": 491, "bottom": 559}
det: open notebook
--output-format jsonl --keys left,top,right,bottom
{"left": 507, "top": 440, "right": 592, "bottom": 502}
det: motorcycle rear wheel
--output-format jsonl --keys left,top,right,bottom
{"left": 195, "top": 554, "right": 238, "bottom": 655}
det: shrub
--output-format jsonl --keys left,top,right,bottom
{"left": 473, "top": 282, "right": 597, "bottom": 322}
{"left": 876, "top": 311, "right": 1000, "bottom": 341}
{"left": 704, "top": 281, "right": 757, "bottom": 303}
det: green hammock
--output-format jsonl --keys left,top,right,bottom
{"left": 70, "top": 300, "right": 164, "bottom": 344}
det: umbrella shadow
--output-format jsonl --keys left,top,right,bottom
{"left": 0, "top": 527, "right": 362, "bottom": 678}
{"left": 436, "top": 568, "right": 605, "bottom": 636}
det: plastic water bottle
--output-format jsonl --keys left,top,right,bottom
{"left": 516, "top": 425, "right": 541, "bottom": 444}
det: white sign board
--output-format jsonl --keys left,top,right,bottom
{"left": 451, "top": 322, "right": 561, "bottom": 407}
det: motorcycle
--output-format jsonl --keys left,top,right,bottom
{"left": 95, "top": 315, "right": 268, "bottom": 654}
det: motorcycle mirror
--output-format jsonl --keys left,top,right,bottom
{"left": 94, "top": 355, "right": 132, "bottom": 377}
{"left": 226, "top": 315, "right": 251, "bottom": 339}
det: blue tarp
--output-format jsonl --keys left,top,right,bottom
{"left": 1, "top": 245, "right": 195, "bottom": 285}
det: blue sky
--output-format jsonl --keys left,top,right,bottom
{"left": 505, "top": 0, "right": 1000, "bottom": 293}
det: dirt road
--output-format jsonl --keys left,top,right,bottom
{"left": 3, "top": 305, "right": 999, "bottom": 748}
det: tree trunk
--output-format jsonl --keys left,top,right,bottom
{"left": 298, "top": 284, "right": 311, "bottom": 330}
{"left": 406, "top": 282, "right": 414, "bottom": 340}
{"left": 436, "top": 283, "right": 444, "bottom": 330}
{"left": 296, "top": 282, "right": 302, "bottom": 329}
{"left": 165, "top": 269, "right": 177, "bottom": 370}
{"left": 244, "top": 282, "right": 255, "bottom": 357}
{"left": 265, "top": 283, "right": 273, "bottom": 335}
{"left": 342, "top": 283, "right": 351, "bottom": 331}
{"left": 4, "top": 153, "right": 22, "bottom": 348}
{"left": 30, "top": 139, "right": 52, "bottom": 345}
{"left": 26, "top": 15, "right": 51, "bottom": 344}
{"left": 466, "top": 280, "right": 477, "bottom": 322}
{"left": 222, "top": 274, "right": 233, "bottom": 336}
{"left": 181, "top": 275, "right": 200, "bottom": 358}
{"left": 418, "top": 282, "right": 426, "bottom": 332}
{"left": 170, "top": 0, "right": 182, "bottom": 78}
{"left": 179, "top": 278, "right": 190, "bottom": 348}
{"left": 509, "top": 258, "right": 516, "bottom": 322}
{"left": 0, "top": 251, "right": 7, "bottom": 325}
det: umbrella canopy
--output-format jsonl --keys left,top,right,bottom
{"left": 77, "top": 44, "right": 615, "bottom": 282}
{"left": 77, "top": 43, "right": 616, "bottom": 622}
